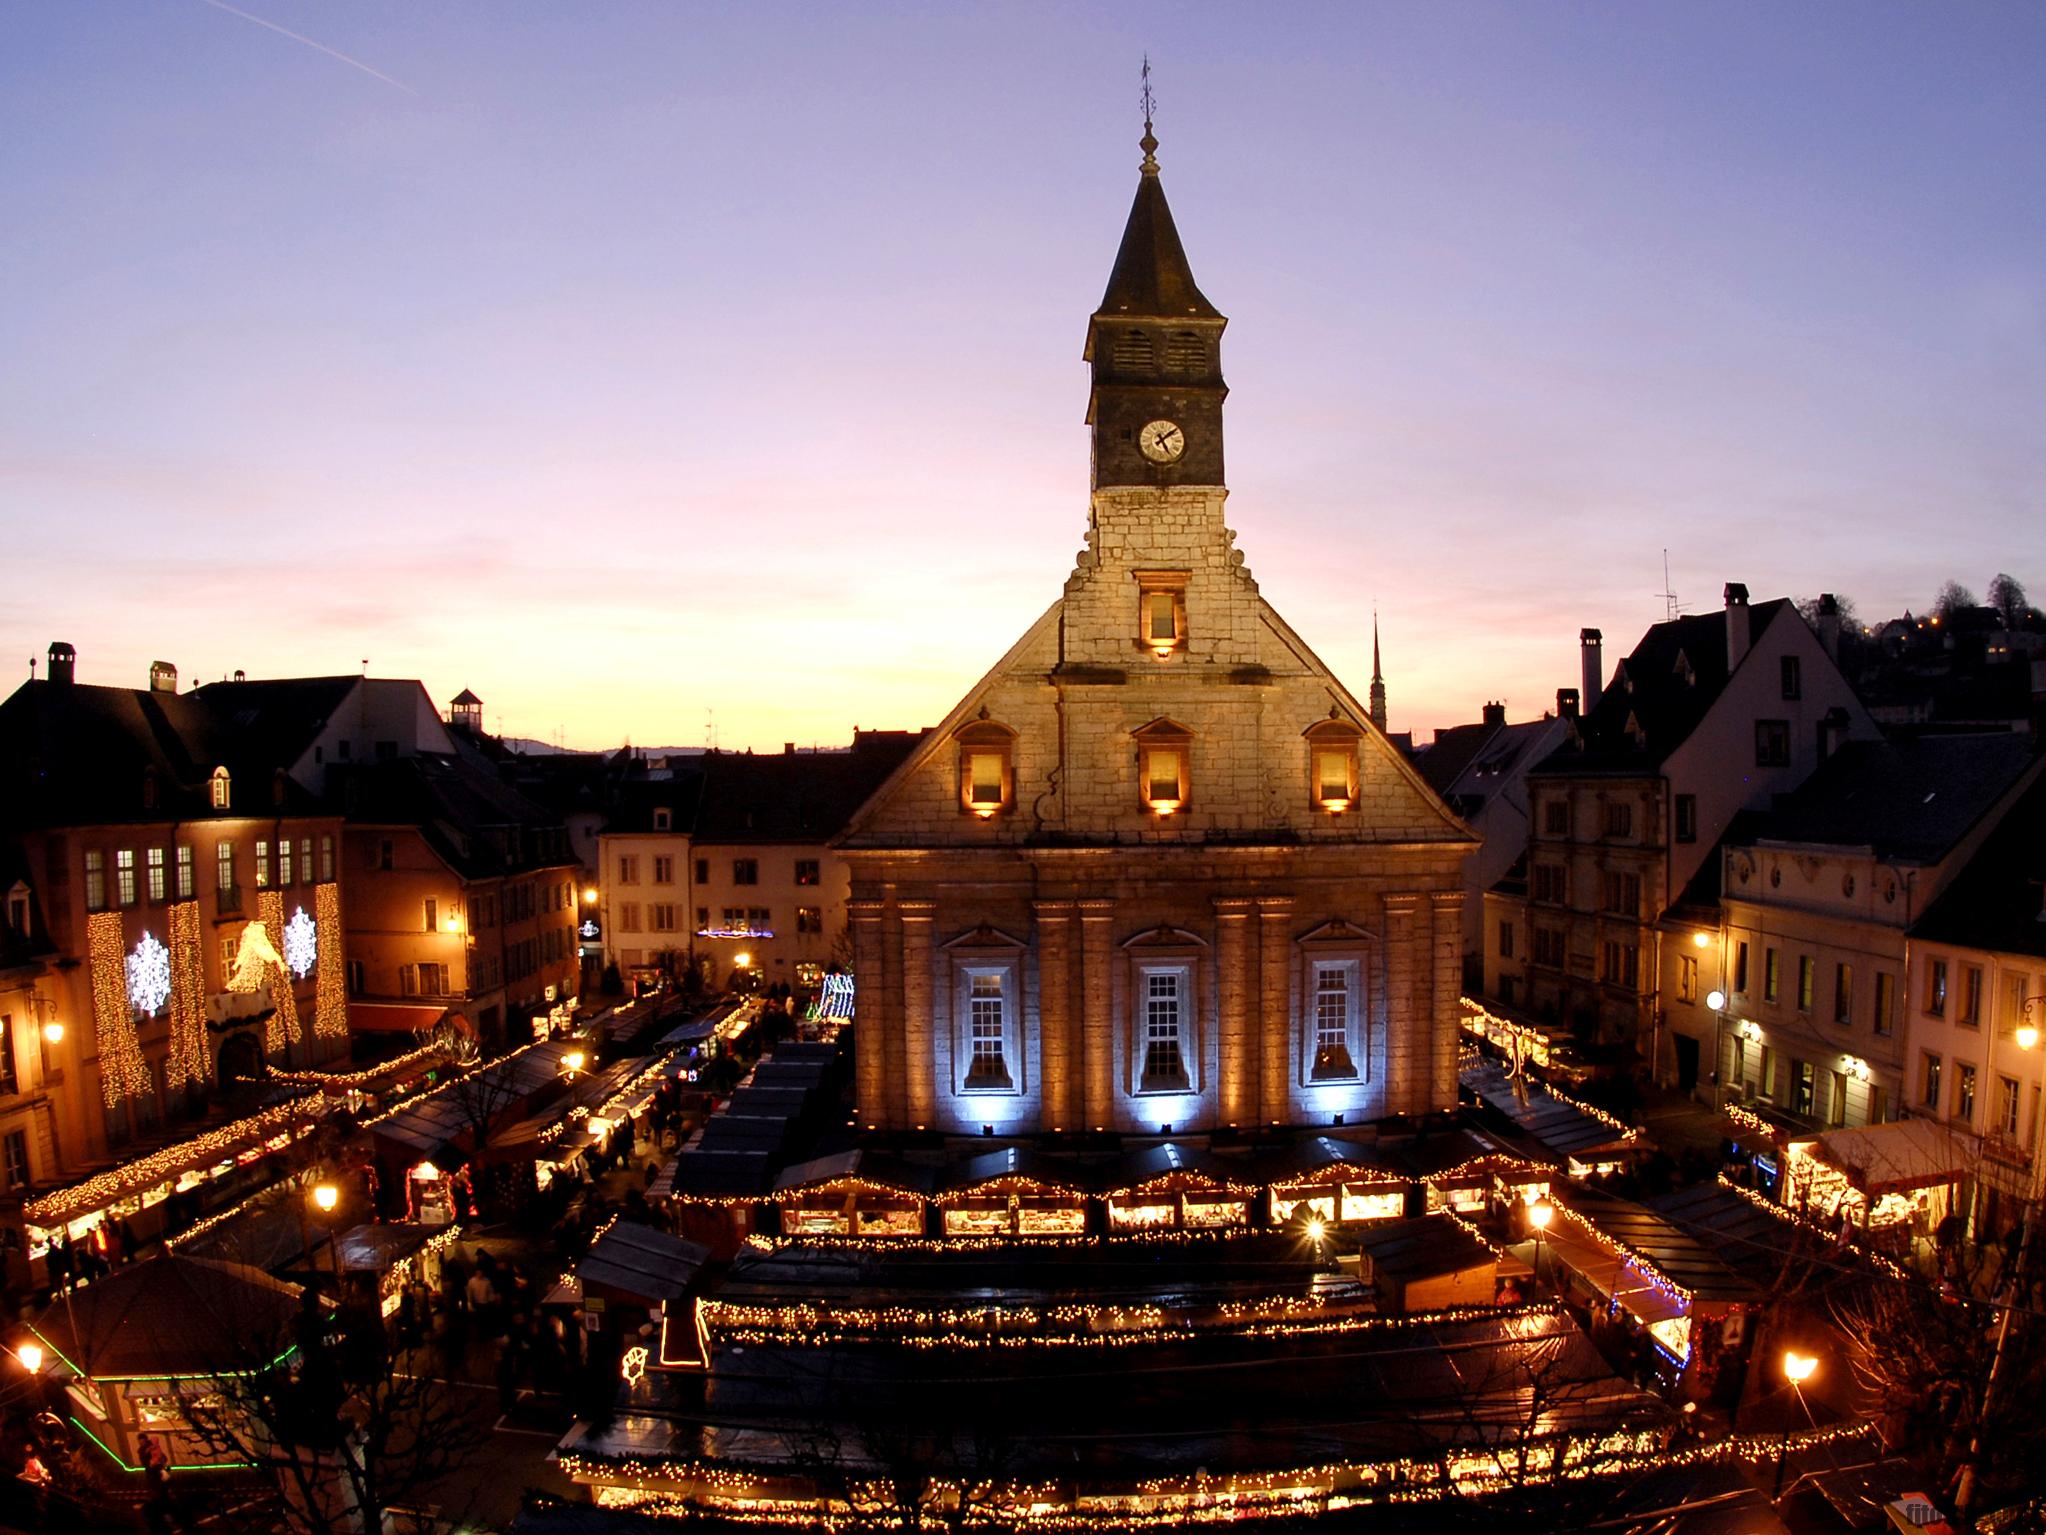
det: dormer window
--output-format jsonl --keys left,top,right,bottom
{"left": 1133, "top": 719, "right": 1193, "bottom": 815}
{"left": 209, "top": 766, "right": 231, "bottom": 811}
{"left": 653, "top": 808, "right": 672, "bottom": 832}
{"left": 1134, "top": 570, "right": 1188, "bottom": 659}
{"left": 1303, "top": 718, "right": 1363, "bottom": 813}
{"left": 954, "top": 719, "right": 1016, "bottom": 818}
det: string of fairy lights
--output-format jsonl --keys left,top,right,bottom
{"left": 165, "top": 899, "right": 210, "bottom": 1090}
{"left": 313, "top": 882, "right": 348, "bottom": 1039}
{"left": 86, "top": 911, "right": 151, "bottom": 1109}
{"left": 257, "top": 890, "right": 301, "bottom": 1056}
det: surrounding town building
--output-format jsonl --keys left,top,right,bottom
{"left": 835, "top": 127, "right": 1475, "bottom": 1138}
{"left": 1485, "top": 588, "right": 1877, "bottom": 1070}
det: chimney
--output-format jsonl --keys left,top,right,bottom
{"left": 1481, "top": 701, "right": 1506, "bottom": 728}
{"left": 149, "top": 660, "right": 177, "bottom": 693}
{"left": 1724, "top": 583, "right": 1752, "bottom": 672}
{"left": 233, "top": 669, "right": 246, "bottom": 683}
{"left": 1580, "top": 628, "right": 1604, "bottom": 712}
{"left": 1557, "top": 687, "right": 1580, "bottom": 721}
{"left": 1816, "top": 594, "right": 1841, "bottom": 662}
{"left": 784, "top": 742, "right": 796, "bottom": 756}
{"left": 46, "top": 642, "right": 75, "bottom": 685}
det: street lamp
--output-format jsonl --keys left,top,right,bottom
{"left": 1304, "top": 1214, "right": 1328, "bottom": 1270}
{"left": 15, "top": 1343, "right": 41, "bottom": 1374}
{"left": 1529, "top": 1199, "right": 1553, "bottom": 1292}
{"left": 312, "top": 1182, "right": 339, "bottom": 1214}
{"left": 1775, "top": 1351, "right": 1818, "bottom": 1499}
{"left": 582, "top": 887, "right": 599, "bottom": 905}
{"left": 561, "top": 1049, "right": 587, "bottom": 1079}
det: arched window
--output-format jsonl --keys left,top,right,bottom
{"left": 1132, "top": 719, "right": 1194, "bottom": 815}
{"left": 954, "top": 718, "right": 1017, "bottom": 818}
{"left": 209, "top": 766, "right": 231, "bottom": 811}
{"left": 1303, "top": 718, "right": 1363, "bottom": 812}
{"left": 1297, "top": 919, "right": 1373, "bottom": 1084}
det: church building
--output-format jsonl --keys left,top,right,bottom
{"left": 836, "top": 125, "right": 1476, "bottom": 1139}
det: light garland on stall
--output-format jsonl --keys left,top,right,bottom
{"left": 165, "top": 899, "right": 211, "bottom": 1089}
{"left": 1713, "top": 1174, "right": 1911, "bottom": 1281}
{"left": 1722, "top": 1103, "right": 1777, "bottom": 1140}
{"left": 1544, "top": 1201, "right": 1693, "bottom": 1304}
{"left": 269, "top": 1037, "right": 449, "bottom": 1089}
{"left": 313, "top": 882, "right": 349, "bottom": 1040}
{"left": 87, "top": 911, "right": 152, "bottom": 1109}
{"left": 25, "top": 1092, "right": 326, "bottom": 1225}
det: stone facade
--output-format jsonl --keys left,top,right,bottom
{"left": 835, "top": 138, "right": 1473, "bottom": 1140}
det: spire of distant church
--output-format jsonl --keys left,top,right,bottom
{"left": 1369, "top": 612, "right": 1388, "bottom": 734}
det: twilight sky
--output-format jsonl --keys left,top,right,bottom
{"left": 3, "top": 3, "right": 2042, "bottom": 750}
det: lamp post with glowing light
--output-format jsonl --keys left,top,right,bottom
{"left": 309, "top": 1179, "right": 343, "bottom": 1290}
{"left": 1774, "top": 1350, "right": 1817, "bottom": 1499}
{"left": 14, "top": 1343, "right": 41, "bottom": 1375}
{"left": 1304, "top": 1214, "right": 1328, "bottom": 1272}
{"left": 1529, "top": 1199, "right": 1553, "bottom": 1293}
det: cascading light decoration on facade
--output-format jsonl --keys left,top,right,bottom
{"left": 87, "top": 911, "right": 152, "bottom": 1109}
{"left": 165, "top": 900, "right": 211, "bottom": 1090}
{"left": 313, "top": 881, "right": 348, "bottom": 1040}
{"left": 256, "top": 891, "right": 302, "bottom": 1057}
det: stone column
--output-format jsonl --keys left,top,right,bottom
{"left": 899, "top": 901, "right": 937, "bottom": 1129}
{"left": 1258, "top": 898, "right": 1295, "bottom": 1127}
{"left": 879, "top": 899, "right": 908, "bottom": 1127}
{"left": 1033, "top": 901, "right": 1077, "bottom": 1132}
{"left": 1213, "top": 898, "right": 1255, "bottom": 1127}
{"left": 1079, "top": 899, "right": 1116, "bottom": 1131}
{"left": 1383, "top": 895, "right": 1421, "bottom": 1116}
{"left": 1430, "top": 891, "right": 1465, "bottom": 1114}
{"left": 848, "top": 900, "right": 887, "bottom": 1129}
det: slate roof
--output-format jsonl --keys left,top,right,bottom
{"left": 1463, "top": 1059, "right": 1639, "bottom": 1162}
{"left": 1910, "top": 768, "right": 2046, "bottom": 960}
{"left": 1354, "top": 1213, "right": 1497, "bottom": 1284}
{"left": 1414, "top": 718, "right": 1508, "bottom": 796}
{"left": 1741, "top": 733, "right": 2040, "bottom": 863}
{"left": 1534, "top": 601, "right": 1795, "bottom": 776}
{"left": 602, "top": 774, "right": 705, "bottom": 835}
{"left": 29, "top": 1253, "right": 302, "bottom": 1378}
{"left": 1093, "top": 157, "right": 1220, "bottom": 321}
{"left": 689, "top": 731, "right": 923, "bottom": 845}
{"left": 335, "top": 740, "right": 573, "bottom": 879}
{"left": 0, "top": 677, "right": 332, "bottom": 830}
{"left": 576, "top": 1221, "right": 710, "bottom": 1305}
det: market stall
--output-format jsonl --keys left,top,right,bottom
{"left": 935, "top": 1148, "right": 1089, "bottom": 1237}
{"left": 1255, "top": 1138, "right": 1410, "bottom": 1224}
{"left": 1353, "top": 1214, "right": 1500, "bottom": 1313}
{"left": 1103, "top": 1144, "right": 1253, "bottom": 1233}
{"left": 1781, "top": 1118, "right": 1977, "bottom": 1233}
{"left": 774, "top": 1151, "right": 933, "bottom": 1238}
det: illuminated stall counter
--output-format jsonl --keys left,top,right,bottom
{"left": 1780, "top": 1118, "right": 1977, "bottom": 1233}
{"left": 935, "top": 1148, "right": 1089, "bottom": 1238}
{"left": 1102, "top": 1143, "right": 1253, "bottom": 1233}
{"left": 774, "top": 1150, "right": 934, "bottom": 1238}
{"left": 1253, "top": 1137, "right": 1410, "bottom": 1225}
{"left": 1397, "top": 1128, "right": 1552, "bottom": 1216}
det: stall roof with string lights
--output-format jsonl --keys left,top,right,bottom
{"left": 1462, "top": 1058, "right": 1642, "bottom": 1169}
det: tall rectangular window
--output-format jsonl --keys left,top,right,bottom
{"left": 1828, "top": 1070, "right": 1848, "bottom": 1127}
{"left": 175, "top": 844, "right": 195, "bottom": 900}
{"left": 1674, "top": 794, "right": 1697, "bottom": 843}
{"left": 1780, "top": 656, "right": 1802, "bottom": 700}
{"left": 1543, "top": 799, "right": 1570, "bottom": 835}
{"left": 1734, "top": 941, "right": 1750, "bottom": 995}
{"left": 1498, "top": 921, "right": 1514, "bottom": 959}
{"left": 0, "top": 1130, "right": 26, "bottom": 1190}
{"left": 1311, "top": 964, "right": 1355, "bottom": 1079}
{"left": 1874, "top": 972, "right": 1895, "bottom": 1036}
{"left": 423, "top": 897, "right": 438, "bottom": 933}
{"left": 1765, "top": 947, "right": 1781, "bottom": 1003}
{"left": 146, "top": 847, "right": 166, "bottom": 903}
{"left": 1314, "top": 748, "right": 1351, "bottom": 804}
{"left": 1927, "top": 960, "right": 1948, "bottom": 1017}
{"left": 0, "top": 1016, "right": 16, "bottom": 1097}
{"left": 1834, "top": 963, "right": 1853, "bottom": 1025}
{"left": 1678, "top": 954, "right": 1698, "bottom": 1003}
{"left": 116, "top": 849, "right": 137, "bottom": 907}
{"left": 1797, "top": 956, "right": 1815, "bottom": 1012}
{"left": 1140, "top": 971, "right": 1188, "bottom": 1092}
{"left": 1755, "top": 720, "right": 1791, "bottom": 767}
{"left": 733, "top": 859, "right": 758, "bottom": 886}
{"left": 2000, "top": 1075, "right": 2021, "bottom": 1138}
{"left": 617, "top": 855, "right": 639, "bottom": 884}
{"left": 1956, "top": 1063, "right": 1977, "bottom": 1123}
{"left": 966, "top": 973, "right": 1010, "bottom": 1089}
{"left": 1922, "top": 1052, "right": 1942, "bottom": 1109}
{"left": 279, "top": 838, "right": 294, "bottom": 888}
{"left": 694, "top": 858, "right": 710, "bottom": 885}
{"left": 299, "top": 838, "right": 312, "bottom": 885}
{"left": 797, "top": 906, "right": 822, "bottom": 934}
{"left": 1961, "top": 966, "right": 1983, "bottom": 1025}
{"left": 1602, "top": 800, "right": 1632, "bottom": 838}
{"left": 255, "top": 841, "right": 271, "bottom": 889}
{"left": 795, "top": 860, "right": 821, "bottom": 886}
{"left": 653, "top": 856, "right": 674, "bottom": 884}
{"left": 1793, "top": 1059, "right": 1814, "bottom": 1116}
{"left": 216, "top": 842, "right": 237, "bottom": 904}
{"left": 1145, "top": 590, "right": 1178, "bottom": 644}
{"left": 2006, "top": 974, "right": 2031, "bottom": 1032}
{"left": 319, "top": 835, "right": 334, "bottom": 882}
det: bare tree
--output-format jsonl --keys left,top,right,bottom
{"left": 1987, "top": 572, "right": 2032, "bottom": 629}
{"left": 1933, "top": 580, "right": 1979, "bottom": 620}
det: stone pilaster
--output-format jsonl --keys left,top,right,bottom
{"left": 880, "top": 899, "right": 908, "bottom": 1127}
{"left": 1213, "top": 897, "right": 1255, "bottom": 1127}
{"left": 1257, "top": 898, "right": 1295, "bottom": 1126}
{"left": 1383, "top": 895, "right": 1421, "bottom": 1116}
{"left": 1430, "top": 891, "right": 1465, "bottom": 1114}
{"left": 848, "top": 900, "right": 887, "bottom": 1129}
{"left": 1034, "top": 901, "right": 1077, "bottom": 1132}
{"left": 899, "top": 901, "right": 937, "bottom": 1128}
{"left": 1079, "top": 899, "right": 1116, "bottom": 1130}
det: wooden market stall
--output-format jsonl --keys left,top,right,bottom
{"left": 934, "top": 1148, "right": 1089, "bottom": 1237}
{"left": 1781, "top": 1118, "right": 1976, "bottom": 1235}
{"left": 1254, "top": 1137, "right": 1410, "bottom": 1225}
{"left": 1353, "top": 1213, "right": 1500, "bottom": 1313}
{"left": 1102, "top": 1144, "right": 1253, "bottom": 1233}
{"left": 774, "top": 1150, "right": 934, "bottom": 1238}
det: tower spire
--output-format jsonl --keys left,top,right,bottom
{"left": 1369, "top": 612, "right": 1388, "bottom": 734}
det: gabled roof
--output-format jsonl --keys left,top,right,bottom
{"left": 1094, "top": 159, "right": 1220, "bottom": 321}
{"left": 335, "top": 736, "right": 572, "bottom": 879}
{"left": 692, "top": 732, "right": 924, "bottom": 845}
{"left": 30, "top": 1252, "right": 301, "bottom": 1378}
{"left": 1534, "top": 601, "right": 1794, "bottom": 775}
{"left": 1911, "top": 767, "right": 2046, "bottom": 959}
{"left": 1740, "top": 733, "right": 2040, "bottom": 864}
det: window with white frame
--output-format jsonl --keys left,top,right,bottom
{"left": 1311, "top": 963, "right": 1357, "bottom": 1080}
{"left": 965, "top": 972, "right": 1011, "bottom": 1089}
{"left": 1139, "top": 968, "right": 1190, "bottom": 1092}
{"left": 177, "top": 844, "right": 195, "bottom": 900}
{"left": 146, "top": 847, "right": 166, "bottom": 904}
{"left": 116, "top": 849, "right": 137, "bottom": 907}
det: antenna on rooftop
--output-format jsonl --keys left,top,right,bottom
{"left": 1658, "top": 550, "right": 1680, "bottom": 622}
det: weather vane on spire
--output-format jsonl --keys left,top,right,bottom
{"left": 1139, "top": 55, "right": 1159, "bottom": 173}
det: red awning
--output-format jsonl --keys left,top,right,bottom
{"left": 348, "top": 1003, "right": 450, "bottom": 1035}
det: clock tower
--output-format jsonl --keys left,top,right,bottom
{"left": 1084, "top": 120, "right": 1228, "bottom": 491}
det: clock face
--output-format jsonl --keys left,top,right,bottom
{"left": 1138, "top": 419, "right": 1186, "bottom": 464}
